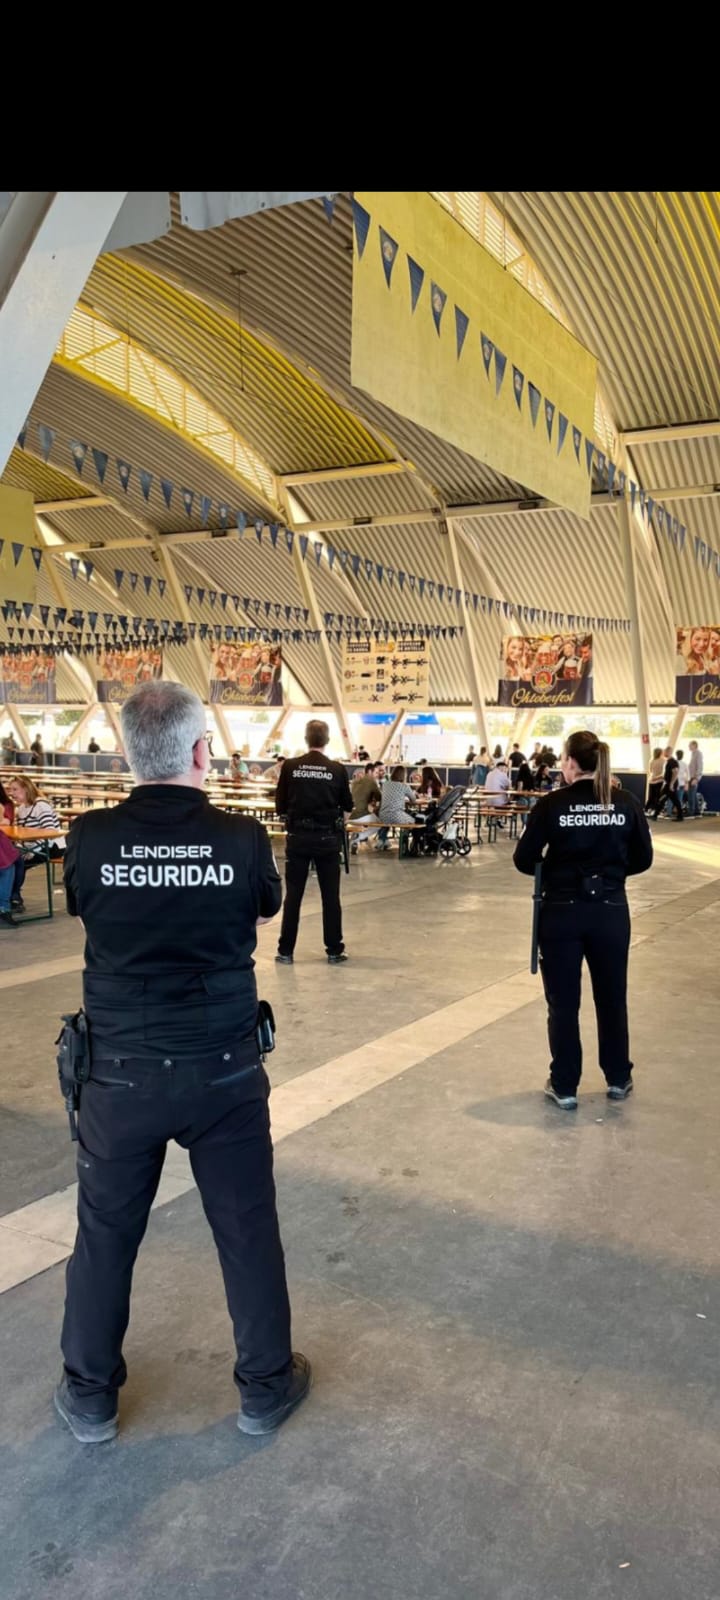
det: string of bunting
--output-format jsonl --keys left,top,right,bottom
{"left": 12, "top": 424, "right": 631, "bottom": 633}
{"left": 0, "top": 597, "right": 463, "bottom": 655}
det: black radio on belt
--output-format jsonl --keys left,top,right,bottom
{"left": 255, "top": 999, "right": 276, "bottom": 1058}
{"left": 55, "top": 1008, "right": 91, "bottom": 1141}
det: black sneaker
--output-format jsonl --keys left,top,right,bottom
{"left": 607, "top": 1080, "right": 634, "bottom": 1102}
{"left": 10, "top": 896, "right": 24, "bottom": 911}
{"left": 53, "top": 1378, "right": 118, "bottom": 1444}
{"left": 237, "top": 1353, "right": 312, "bottom": 1436}
{"left": 275, "top": 953, "right": 294, "bottom": 965}
{"left": 0, "top": 911, "right": 19, "bottom": 928}
{"left": 327, "top": 952, "right": 349, "bottom": 964}
{"left": 544, "top": 1078, "right": 578, "bottom": 1110}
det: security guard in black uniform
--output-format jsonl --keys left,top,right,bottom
{"left": 275, "top": 719, "right": 353, "bottom": 964}
{"left": 55, "top": 680, "right": 311, "bottom": 1443}
{"left": 514, "top": 729, "right": 653, "bottom": 1110}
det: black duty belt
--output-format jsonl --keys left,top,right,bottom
{"left": 287, "top": 817, "right": 340, "bottom": 833}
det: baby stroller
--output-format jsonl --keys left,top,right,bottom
{"left": 413, "top": 786, "right": 472, "bottom": 859}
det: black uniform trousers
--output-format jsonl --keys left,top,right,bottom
{"left": 539, "top": 898, "right": 633, "bottom": 1096}
{"left": 652, "top": 783, "right": 683, "bottom": 820}
{"left": 61, "top": 1039, "right": 292, "bottom": 1413}
{"left": 278, "top": 830, "right": 344, "bottom": 956}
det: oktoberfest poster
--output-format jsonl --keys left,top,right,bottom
{"left": 675, "top": 625, "right": 720, "bottom": 706}
{"left": 209, "top": 642, "right": 283, "bottom": 706}
{"left": 1, "top": 651, "right": 56, "bottom": 704}
{"left": 96, "top": 647, "right": 163, "bottom": 703}
{"left": 342, "top": 636, "right": 431, "bottom": 708}
{"left": 497, "top": 633, "right": 593, "bottom": 708}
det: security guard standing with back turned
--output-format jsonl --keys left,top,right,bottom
{"left": 514, "top": 729, "right": 653, "bottom": 1110}
{"left": 275, "top": 719, "right": 353, "bottom": 964}
{"left": 55, "top": 680, "right": 311, "bottom": 1444}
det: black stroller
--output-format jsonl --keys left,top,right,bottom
{"left": 412, "top": 786, "right": 472, "bottom": 859}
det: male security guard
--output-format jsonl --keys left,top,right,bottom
{"left": 56, "top": 680, "right": 310, "bottom": 1443}
{"left": 514, "top": 729, "right": 652, "bottom": 1110}
{"left": 275, "top": 719, "right": 353, "bottom": 964}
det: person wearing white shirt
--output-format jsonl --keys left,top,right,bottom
{"left": 674, "top": 750, "right": 689, "bottom": 814}
{"left": 484, "top": 762, "right": 511, "bottom": 807}
{"left": 687, "top": 741, "right": 704, "bottom": 816}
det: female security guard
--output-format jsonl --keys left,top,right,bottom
{"left": 514, "top": 730, "right": 653, "bottom": 1110}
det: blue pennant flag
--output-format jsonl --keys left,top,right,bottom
{"left": 285, "top": 528, "right": 294, "bottom": 553}
{"left": 481, "top": 333, "right": 494, "bottom": 377}
{"left": 268, "top": 524, "right": 279, "bottom": 548}
{"left": 544, "top": 400, "right": 555, "bottom": 441}
{"left": 255, "top": 519, "right": 264, "bottom": 544}
{"left": 606, "top": 460, "right": 616, "bottom": 496}
{"left": 646, "top": 497, "right": 655, "bottom": 524}
{"left": 494, "top": 348, "right": 507, "bottom": 396}
{"left": 143, "top": 576, "right": 153, "bottom": 595}
{"left": 299, "top": 535, "right": 309, "bottom": 560}
{"left": 114, "top": 570, "right": 125, "bottom": 591}
{"left": 379, "top": 226, "right": 399, "bottom": 287}
{"left": 236, "top": 510, "right": 247, "bottom": 532}
{"left": 322, "top": 195, "right": 336, "bottom": 222}
{"left": 630, "top": 480, "right": 637, "bottom": 510}
{"left": 512, "top": 366, "right": 524, "bottom": 410}
{"left": 182, "top": 488, "right": 194, "bottom": 518}
{"left": 327, "top": 546, "right": 336, "bottom": 569}
{"left": 89, "top": 447, "right": 108, "bottom": 484}
{"left": 139, "top": 468, "right": 153, "bottom": 502}
{"left": 30, "top": 547, "right": 43, "bottom": 571}
{"left": 117, "top": 460, "right": 131, "bottom": 493}
{"left": 197, "top": 588, "right": 206, "bottom": 606}
{"left": 70, "top": 441, "right": 88, "bottom": 476}
{"left": 83, "top": 560, "right": 93, "bottom": 582}
{"left": 454, "top": 307, "right": 470, "bottom": 359}
{"left": 40, "top": 605, "right": 50, "bottom": 625}
{"left": 656, "top": 505, "right": 664, "bottom": 532}
{"left": 528, "top": 383, "right": 542, "bottom": 428}
{"left": 407, "top": 255, "right": 425, "bottom": 312}
{"left": 69, "top": 558, "right": 80, "bottom": 581}
{"left": 129, "top": 573, "right": 139, "bottom": 591}
{"left": 584, "top": 438, "right": 595, "bottom": 474}
{"left": 314, "top": 542, "right": 323, "bottom": 565}
{"left": 38, "top": 424, "right": 55, "bottom": 462}
{"left": 17, "top": 420, "right": 28, "bottom": 450}
{"left": 351, "top": 198, "right": 371, "bottom": 258}
{"left": 199, "top": 494, "right": 212, "bottom": 526}
{"left": 572, "top": 426, "right": 581, "bottom": 461}
{"left": 160, "top": 479, "right": 173, "bottom": 509}
{"left": 365, "top": 558, "right": 374, "bottom": 581}
{"left": 617, "top": 470, "right": 626, "bottom": 497}
{"left": 184, "top": 585, "right": 193, "bottom": 603}
{"left": 208, "top": 589, "right": 217, "bottom": 608}
{"left": 218, "top": 503, "right": 229, "bottom": 529}
{"left": 557, "top": 413, "right": 569, "bottom": 454}
{"left": 430, "top": 283, "right": 447, "bottom": 335}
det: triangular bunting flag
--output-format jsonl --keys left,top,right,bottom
{"left": 160, "top": 479, "right": 173, "bottom": 509}
{"left": 557, "top": 413, "right": 569, "bottom": 454}
{"left": 322, "top": 195, "right": 336, "bottom": 223}
{"left": 430, "top": 283, "right": 447, "bottom": 334}
{"left": 82, "top": 560, "right": 93, "bottom": 582}
{"left": 30, "top": 547, "right": 43, "bottom": 571}
{"left": 512, "top": 367, "right": 524, "bottom": 410}
{"left": 351, "top": 197, "right": 371, "bottom": 258}
{"left": 544, "top": 400, "right": 555, "bottom": 441}
{"left": 494, "top": 348, "right": 507, "bottom": 396}
{"left": 572, "top": 426, "right": 581, "bottom": 462}
{"left": 69, "top": 558, "right": 80, "bottom": 581}
{"left": 407, "top": 255, "right": 424, "bottom": 312}
{"left": 38, "top": 424, "right": 55, "bottom": 462}
{"left": 454, "top": 307, "right": 470, "bottom": 359}
{"left": 117, "top": 459, "right": 131, "bottom": 492}
{"left": 181, "top": 489, "right": 194, "bottom": 518}
{"left": 584, "top": 438, "right": 595, "bottom": 474}
{"left": 199, "top": 494, "right": 212, "bottom": 526}
{"left": 91, "top": 447, "right": 108, "bottom": 483}
{"left": 528, "top": 383, "right": 541, "bottom": 427}
{"left": 481, "top": 334, "right": 494, "bottom": 377}
{"left": 139, "top": 468, "right": 153, "bottom": 502}
{"left": 379, "top": 226, "right": 399, "bottom": 287}
{"left": 70, "top": 441, "right": 88, "bottom": 476}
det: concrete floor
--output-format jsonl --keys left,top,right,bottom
{"left": 1, "top": 821, "right": 720, "bottom": 1598}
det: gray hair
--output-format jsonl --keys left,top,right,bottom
{"left": 121, "top": 680, "right": 206, "bottom": 781}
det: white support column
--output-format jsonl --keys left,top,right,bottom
{"left": 290, "top": 544, "right": 353, "bottom": 758}
{"left": 150, "top": 539, "right": 211, "bottom": 700}
{"left": 261, "top": 705, "right": 291, "bottom": 754}
{"left": 211, "top": 705, "right": 234, "bottom": 759}
{"left": 59, "top": 702, "right": 96, "bottom": 753}
{"left": 445, "top": 518, "right": 492, "bottom": 754}
{"left": 667, "top": 707, "right": 687, "bottom": 752}
{"left": 0, "top": 191, "right": 128, "bottom": 473}
{"left": 35, "top": 515, "right": 96, "bottom": 705}
{"left": 5, "top": 703, "right": 29, "bottom": 748}
{"left": 377, "top": 710, "right": 406, "bottom": 762}
{"left": 617, "top": 497, "right": 652, "bottom": 773}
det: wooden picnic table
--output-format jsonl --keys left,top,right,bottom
{"left": 0, "top": 823, "right": 66, "bottom": 923}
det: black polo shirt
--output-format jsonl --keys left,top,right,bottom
{"left": 64, "top": 784, "right": 282, "bottom": 1052}
{"left": 513, "top": 778, "right": 653, "bottom": 896}
{"left": 275, "top": 751, "right": 353, "bottom": 831}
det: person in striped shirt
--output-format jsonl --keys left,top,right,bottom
{"left": 7, "top": 775, "right": 65, "bottom": 910}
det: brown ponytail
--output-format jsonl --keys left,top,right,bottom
{"left": 565, "top": 729, "right": 612, "bottom": 809}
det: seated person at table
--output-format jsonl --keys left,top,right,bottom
{"left": 349, "top": 763, "right": 382, "bottom": 850}
{"left": 0, "top": 828, "right": 21, "bottom": 928}
{"left": 377, "top": 766, "right": 418, "bottom": 843}
{"left": 0, "top": 779, "right": 14, "bottom": 823}
{"left": 484, "top": 760, "right": 511, "bottom": 807}
{"left": 7, "top": 775, "right": 65, "bottom": 910}
{"left": 514, "top": 759, "right": 535, "bottom": 794}
{"left": 418, "top": 765, "right": 444, "bottom": 799}
{"left": 229, "top": 750, "right": 249, "bottom": 779}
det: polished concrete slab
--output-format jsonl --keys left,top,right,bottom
{"left": 1, "top": 822, "right": 720, "bottom": 1597}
